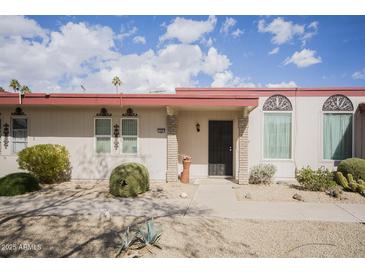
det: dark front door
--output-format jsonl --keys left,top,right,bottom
{"left": 208, "top": 121, "right": 233, "bottom": 176}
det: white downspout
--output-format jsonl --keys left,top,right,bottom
{"left": 18, "top": 90, "right": 22, "bottom": 105}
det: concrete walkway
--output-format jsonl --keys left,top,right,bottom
{"left": 0, "top": 179, "right": 364, "bottom": 223}
{"left": 186, "top": 179, "right": 365, "bottom": 223}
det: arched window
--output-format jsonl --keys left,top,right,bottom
{"left": 263, "top": 94, "right": 293, "bottom": 111}
{"left": 322, "top": 94, "right": 354, "bottom": 111}
{"left": 322, "top": 94, "right": 353, "bottom": 160}
{"left": 263, "top": 95, "right": 293, "bottom": 159}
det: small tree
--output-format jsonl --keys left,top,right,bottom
{"left": 0, "top": 87, "right": 5, "bottom": 92}
{"left": 112, "top": 76, "right": 122, "bottom": 93}
{"left": 9, "top": 79, "right": 21, "bottom": 92}
{"left": 21, "top": 85, "right": 31, "bottom": 94}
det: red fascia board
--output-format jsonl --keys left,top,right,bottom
{"left": 1, "top": 86, "right": 365, "bottom": 106}
{"left": 122, "top": 97, "right": 258, "bottom": 107}
{"left": 176, "top": 87, "right": 365, "bottom": 97}
{"left": 0, "top": 93, "right": 258, "bottom": 107}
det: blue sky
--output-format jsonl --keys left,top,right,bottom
{"left": 1, "top": 15, "right": 365, "bottom": 92}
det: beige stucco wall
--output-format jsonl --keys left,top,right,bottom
{"left": 0, "top": 106, "right": 167, "bottom": 181}
{"left": 177, "top": 110, "right": 239, "bottom": 179}
{"left": 1, "top": 94, "right": 364, "bottom": 182}
{"left": 248, "top": 95, "right": 365, "bottom": 180}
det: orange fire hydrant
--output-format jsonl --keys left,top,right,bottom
{"left": 180, "top": 155, "right": 192, "bottom": 184}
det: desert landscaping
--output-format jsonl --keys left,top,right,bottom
{"left": 1, "top": 179, "right": 365, "bottom": 258}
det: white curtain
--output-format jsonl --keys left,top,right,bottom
{"left": 264, "top": 113, "right": 292, "bottom": 159}
{"left": 323, "top": 113, "right": 352, "bottom": 160}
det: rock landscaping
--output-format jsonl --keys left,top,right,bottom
{"left": 292, "top": 193, "right": 304, "bottom": 202}
{"left": 0, "top": 214, "right": 364, "bottom": 258}
{"left": 235, "top": 182, "right": 365, "bottom": 203}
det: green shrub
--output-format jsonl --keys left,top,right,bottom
{"left": 249, "top": 164, "right": 277, "bottom": 184}
{"left": 17, "top": 144, "right": 71, "bottom": 183}
{"left": 0, "top": 172, "right": 40, "bottom": 196}
{"left": 109, "top": 163, "right": 149, "bottom": 197}
{"left": 337, "top": 158, "right": 365, "bottom": 181}
{"left": 296, "top": 166, "right": 336, "bottom": 191}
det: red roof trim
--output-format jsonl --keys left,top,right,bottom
{"left": 176, "top": 87, "right": 365, "bottom": 97}
{"left": 0, "top": 92, "right": 258, "bottom": 107}
{"left": 0, "top": 87, "right": 364, "bottom": 107}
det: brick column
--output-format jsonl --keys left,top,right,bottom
{"left": 166, "top": 107, "right": 178, "bottom": 183}
{"left": 238, "top": 115, "right": 249, "bottom": 184}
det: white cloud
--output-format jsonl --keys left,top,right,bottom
{"left": 132, "top": 35, "right": 146, "bottom": 45}
{"left": 268, "top": 47, "right": 279, "bottom": 55}
{"left": 200, "top": 37, "right": 214, "bottom": 47}
{"left": 160, "top": 16, "right": 217, "bottom": 44}
{"left": 220, "top": 17, "right": 236, "bottom": 34}
{"left": 116, "top": 25, "right": 137, "bottom": 41}
{"left": 258, "top": 17, "right": 304, "bottom": 45}
{"left": 0, "top": 21, "right": 117, "bottom": 91}
{"left": 220, "top": 17, "right": 243, "bottom": 38}
{"left": 301, "top": 21, "right": 319, "bottom": 46}
{"left": 352, "top": 68, "right": 365, "bottom": 80}
{"left": 0, "top": 16, "right": 48, "bottom": 41}
{"left": 283, "top": 48, "right": 322, "bottom": 68}
{"left": 211, "top": 71, "right": 239, "bottom": 87}
{"left": 308, "top": 21, "right": 319, "bottom": 30}
{"left": 266, "top": 81, "right": 297, "bottom": 88}
{"left": 0, "top": 17, "right": 240, "bottom": 92}
{"left": 202, "top": 47, "right": 231, "bottom": 75}
{"left": 231, "top": 28, "right": 244, "bottom": 38}
{"left": 259, "top": 17, "right": 320, "bottom": 47}
{"left": 211, "top": 71, "right": 256, "bottom": 88}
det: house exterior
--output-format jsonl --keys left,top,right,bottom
{"left": 0, "top": 87, "right": 365, "bottom": 184}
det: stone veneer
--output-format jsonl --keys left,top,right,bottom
{"left": 166, "top": 113, "right": 178, "bottom": 183}
{"left": 238, "top": 116, "right": 249, "bottom": 184}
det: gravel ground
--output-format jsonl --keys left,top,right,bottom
{"left": 235, "top": 182, "right": 365, "bottom": 203}
{"left": 18, "top": 180, "right": 198, "bottom": 201}
{"left": 0, "top": 214, "right": 364, "bottom": 258}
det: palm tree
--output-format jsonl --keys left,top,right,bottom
{"left": 21, "top": 85, "right": 31, "bottom": 94}
{"left": 9, "top": 79, "right": 21, "bottom": 92}
{"left": 112, "top": 76, "right": 122, "bottom": 93}
{"left": 0, "top": 87, "right": 5, "bottom": 92}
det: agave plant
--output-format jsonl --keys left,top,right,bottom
{"left": 137, "top": 217, "right": 162, "bottom": 250}
{"left": 115, "top": 226, "right": 137, "bottom": 257}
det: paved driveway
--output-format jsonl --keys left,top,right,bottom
{"left": 1, "top": 179, "right": 365, "bottom": 223}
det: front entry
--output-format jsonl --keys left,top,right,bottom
{"left": 208, "top": 120, "right": 233, "bottom": 176}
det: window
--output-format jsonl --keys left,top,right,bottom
{"left": 264, "top": 113, "right": 292, "bottom": 159}
{"left": 95, "top": 118, "right": 111, "bottom": 153}
{"left": 12, "top": 117, "right": 27, "bottom": 153}
{"left": 121, "top": 118, "right": 138, "bottom": 153}
{"left": 322, "top": 94, "right": 353, "bottom": 160}
{"left": 323, "top": 114, "right": 353, "bottom": 160}
{"left": 262, "top": 95, "right": 293, "bottom": 160}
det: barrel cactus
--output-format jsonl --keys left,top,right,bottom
{"left": 109, "top": 163, "right": 149, "bottom": 197}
